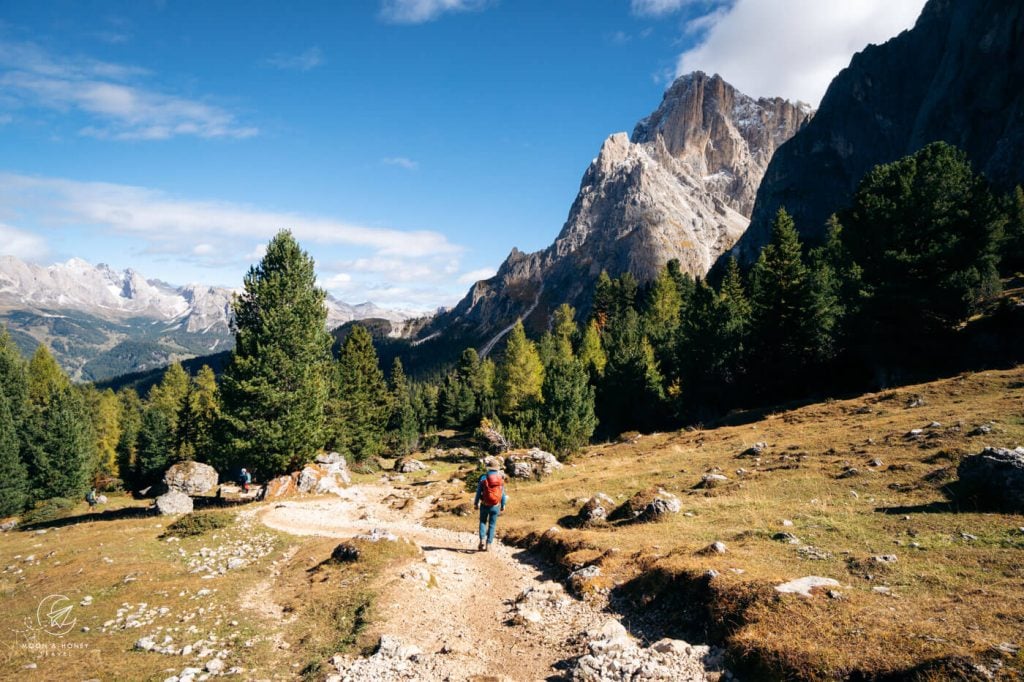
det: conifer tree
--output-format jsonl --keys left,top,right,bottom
{"left": 841, "top": 142, "right": 1004, "bottom": 352}
{"left": 0, "top": 329, "right": 30, "bottom": 500}
{"left": 591, "top": 271, "right": 615, "bottom": 329}
{"left": 181, "top": 366, "right": 219, "bottom": 463}
{"left": 116, "top": 389, "right": 143, "bottom": 490}
{"left": 30, "top": 387, "right": 94, "bottom": 501}
{"left": 496, "top": 321, "right": 544, "bottom": 417}
{"left": 539, "top": 356, "right": 597, "bottom": 456}
{"left": 1002, "top": 185, "right": 1024, "bottom": 271}
{"left": 149, "top": 363, "right": 189, "bottom": 438}
{"left": 220, "top": 230, "right": 333, "bottom": 476}
{"left": 645, "top": 263, "right": 686, "bottom": 379}
{"left": 578, "top": 320, "right": 607, "bottom": 378}
{"left": 26, "top": 345, "right": 69, "bottom": 410}
{"left": 135, "top": 406, "right": 173, "bottom": 488}
{"left": 330, "top": 325, "right": 391, "bottom": 461}
{"left": 90, "top": 389, "right": 122, "bottom": 479}
{"left": 598, "top": 309, "right": 664, "bottom": 435}
{"left": 0, "top": 391, "right": 29, "bottom": 516}
{"left": 550, "top": 304, "right": 577, "bottom": 362}
{"left": 387, "top": 358, "right": 419, "bottom": 455}
{"left": 747, "top": 208, "right": 821, "bottom": 392}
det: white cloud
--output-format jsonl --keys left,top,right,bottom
{"left": 457, "top": 266, "right": 496, "bottom": 284}
{"left": 266, "top": 47, "right": 324, "bottom": 72}
{"left": 0, "top": 223, "right": 48, "bottom": 260}
{"left": 630, "top": 0, "right": 697, "bottom": 17}
{"left": 0, "top": 173, "right": 469, "bottom": 310}
{"left": 674, "top": 0, "right": 927, "bottom": 106}
{"left": 381, "top": 156, "right": 419, "bottom": 171}
{"left": 379, "top": 0, "right": 491, "bottom": 24}
{"left": 0, "top": 40, "right": 257, "bottom": 139}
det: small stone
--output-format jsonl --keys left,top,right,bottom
{"left": 871, "top": 554, "right": 898, "bottom": 564}
{"left": 772, "top": 532, "right": 800, "bottom": 544}
{"left": 867, "top": 458, "right": 883, "bottom": 467}
{"left": 782, "top": 519, "right": 794, "bottom": 527}
{"left": 872, "top": 586, "right": 892, "bottom": 595}
{"left": 205, "top": 658, "right": 224, "bottom": 674}
{"left": 827, "top": 590, "right": 844, "bottom": 600}
{"left": 699, "top": 541, "right": 727, "bottom": 555}
{"left": 775, "top": 576, "right": 841, "bottom": 597}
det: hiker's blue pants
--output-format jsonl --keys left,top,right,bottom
{"left": 479, "top": 504, "right": 501, "bottom": 544}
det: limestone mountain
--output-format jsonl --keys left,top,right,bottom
{"left": 730, "top": 0, "right": 1024, "bottom": 264}
{"left": 414, "top": 72, "right": 811, "bottom": 353}
{"left": 0, "top": 255, "right": 411, "bottom": 381}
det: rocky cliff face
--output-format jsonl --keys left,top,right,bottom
{"left": 730, "top": 0, "right": 1024, "bottom": 264}
{"left": 419, "top": 72, "right": 810, "bottom": 351}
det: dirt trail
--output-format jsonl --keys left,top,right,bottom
{"left": 259, "top": 482, "right": 598, "bottom": 681}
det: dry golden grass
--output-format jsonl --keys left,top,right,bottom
{"left": 426, "top": 365, "right": 1024, "bottom": 679}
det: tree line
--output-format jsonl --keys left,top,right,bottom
{"left": 1, "top": 141, "right": 1021, "bottom": 518}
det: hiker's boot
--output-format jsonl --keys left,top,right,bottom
{"left": 478, "top": 540, "right": 485, "bottom": 551}
{"left": 485, "top": 543, "right": 492, "bottom": 552}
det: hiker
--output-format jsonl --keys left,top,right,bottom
{"left": 473, "top": 457, "right": 507, "bottom": 551}
{"left": 85, "top": 488, "right": 97, "bottom": 507}
{"left": 240, "top": 468, "right": 252, "bottom": 493}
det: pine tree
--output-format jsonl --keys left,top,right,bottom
{"left": 1002, "top": 185, "right": 1024, "bottom": 272}
{"left": 330, "top": 325, "right": 391, "bottom": 461}
{"left": 387, "top": 358, "right": 419, "bottom": 455}
{"left": 496, "top": 321, "right": 544, "bottom": 417}
{"left": 135, "top": 406, "right": 173, "bottom": 488}
{"left": 116, "top": 390, "right": 143, "bottom": 490}
{"left": 551, "top": 304, "right": 577, "bottom": 362}
{"left": 841, "top": 142, "right": 1004, "bottom": 356}
{"left": 598, "top": 309, "right": 665, "bottom": 436}
{"left": 0, "top": 390, "right": 29, "bottom": 516}
{"left": 747, "top": 208, "right": 821, "bottom": 393}
{"left": 591, "top": 271, "right": 615, "bottom": 329}
{"left": 539, "top": 356, "right": 597, "bottom": 456}
{"left": 0, "top": 328, "right": 30, "bottom": 504}
{"left": 220, "top": 230, "right": 333, "bottom": 476}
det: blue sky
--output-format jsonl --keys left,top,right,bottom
{"left": 0, "top": 0, "right": 925, "bottom": 310}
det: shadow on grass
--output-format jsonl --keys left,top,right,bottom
{"left": 874, "top": 500, "right": 963, "bottom": 515}
{"left": 19, "top": 504, "right": 155, "bottom": 531}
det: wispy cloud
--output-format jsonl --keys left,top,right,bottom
{"left": 630, "top": 0, "right": 699, "bottom": 16}
{"left": 0, "top": 172, "right": 469, "bottom": 310}
{"left": 266, "top": 47, "right": 324, "bottom": 72}
{"left": 0, "top": 223, "right": 48, "bottom": 261}
{"left": 457, "top": 266, "right": 496, "bottom": 285}
{"left": 0, "top": 40, "right": 257, "bottom": 140}
{"left": 379, "top": 0, "right": 492, "bottom": 24}
{"left": 673, "top": 0, "right": 927, "bottom": 105}
{"left": 381, "top": 156, "right": 419, "bottom": 171}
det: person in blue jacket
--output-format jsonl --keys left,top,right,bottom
{"left": 473, "top": 457, "right": 507, "bottom": 552}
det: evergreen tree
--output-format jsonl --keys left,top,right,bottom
{"left": 116, "top": 389, "right": 143, "bottom": 490}
{"left": 135, "top": 406, "right": 173, "bottom": 488}
{"left": 496, "top": 321, "right": 544, "bottom": 417}
{"left": 148, "top": 363, "right": 189, "bottom": 436}
{"left": 477, "top": 358, "right": 497, "bottom": 417}
{"left": 550, "top": 304, "right": 577, "bottom": 362}
{"left": 645, "top": 263, "right": 686, "bottom": 380}
{"left": 0, "top": 328, "right": 30, "bottom": 500}
{"left": 29, "top": 387, "right": 94, "bottom": 501}
{"left": 26, "top": 345, "right": 69, "bottom": 410}
{"left": 841, "top": 142, "right": 1004, "bottom": 360}
{"left": 747, "top": 208, "right": 822, "bottom": 394}
{"left": 1002, "top": 185, "right": 1024, "bottom": 272}
{"left": 330, "top": 325, "right": 391, "bottom": 461}
{"left": 598, "top": 309, "right": 664, "bottom": 436}
{"left": 219, "top": 230, "right": 333, "bottom": 476}
{"left": 539, "top": 356, "right": 597, "bottom": 456}
{"left": 0, "top": 391, "right": 29, "bottom": 516}
{"left": 591, "top": 271, "right": 615, "bottom": 329}
{"left": 387, "top": 358, "right": 419, "bottom": 455}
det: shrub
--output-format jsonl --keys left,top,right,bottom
{"left": 161, "top": 511, "right": 233, "bottom": 538}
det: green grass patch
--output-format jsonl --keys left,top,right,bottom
{"left": 160, "top": 510, "right": 234, "bottom": 537}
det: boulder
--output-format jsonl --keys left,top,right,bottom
{"left": 956, "top": 447, "right": 1024, "bottom": 511}
{"left": 774, "top": 576, "right": 841, "bottom": 597}
{"left": 738, "top": 442, "right": 767, "bottom": 458}
{"left": 155, "top": 490, "right": 193, "bottom": 516}
{"left": 331, "top": 543, "right": 361, "bottom": 562}
{"left": 261, "top": 474, "right": 296, "bottom": 500}
{"left": 638, "top": 489, "right": 681, "bottom": 521}
{"left": 578, "top": 493, "right": 615, "bottom": 524}
{"left": 315, "top": 452, "right": 352, "bottom": 483}
{"left": 163, "top": 461, "right": 218, "bottom": 496}
{"left": 504, "top": 448, "right": 562, "bottom": 479}
{"left": 394, "top": 457, "right": 427, "bottom": 473}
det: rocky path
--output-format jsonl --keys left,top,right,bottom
{"left": 259, "top": 483, "right": 726, "bottom": 682}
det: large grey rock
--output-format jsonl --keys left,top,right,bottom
{"left": 775, "top": 576, "right": 841, "bottom": 597}
{"left": 638, "top": 488, "right": 681, "bottom": 522}
{"left": 578, "top": 493, "right": 616, "bottom": 524}
{"left": 155, "top": 490, "right": 193, "bottom": 516}
{"left": 505, "top": 448, "right": 563, "bottom": 479}
{"left": 394, "top": 457, "right": 427, "bottom": 473}
{"left": 163, "top": 461, "right": 218, "bottom": 495}
{"left": 957, "top": 447, "right": 1024, "bottom": 511}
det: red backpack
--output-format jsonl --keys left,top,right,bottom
{"left": 480, "top": 472, "right": 504, "bottom": 506}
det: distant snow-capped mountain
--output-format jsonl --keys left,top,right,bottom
{"left": 0, "top": 255, "right": 413, "bottom": 381}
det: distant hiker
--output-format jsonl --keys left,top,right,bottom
{"left": 473, "top": 457, "right": 507, "bottom": 551}
{"left": 85, "top": 488, "right": 97, "bottom": 507}
{"left": 240, "top": 468, "right": 252, "bottom": 493}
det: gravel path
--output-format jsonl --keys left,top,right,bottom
{"left": 259, "top": 482, "right": 723, "bottom": 682}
